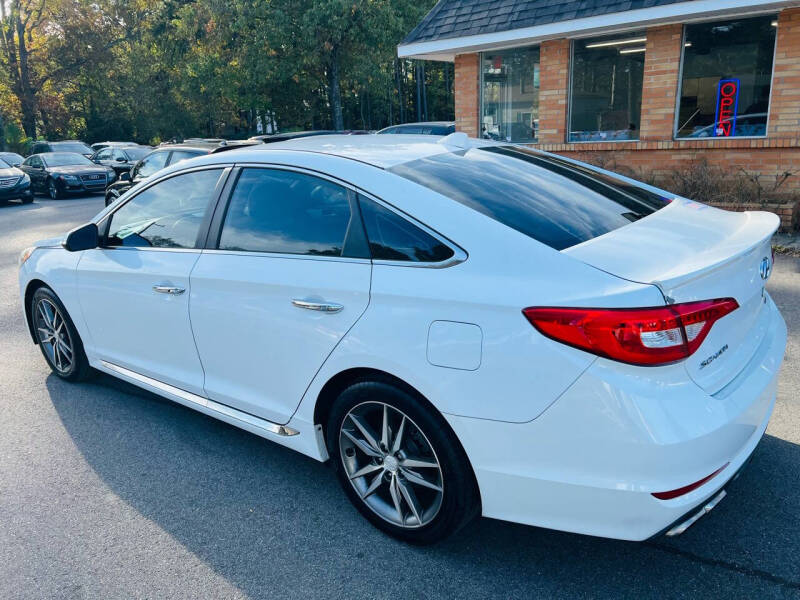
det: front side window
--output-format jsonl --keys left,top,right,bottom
{"left": 676, "top": 16, "right": 777, "bottom": 139}
{"left": 219, "top": 168, "right": 366, "bottom": 257}
{"left": 95, "top": 149, "right": 113, "bottom": 161}
{"left": 135, "top": 151, "right": 169, "bottom": 178}
{"left": 569, "top": 33, "right": 645, "bottom": 142}
{"left": 481, "top": 46, "right": 540, "bottom": 143}
{"left": 358, "top": 196, "right": 454, "bottom": 262}
{"left": 389, "top": 147, "right": 668, "bottom": 251}
{"left": 107, "top": 169, "right": 223, "bottom": 248}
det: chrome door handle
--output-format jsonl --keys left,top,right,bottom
{"left": 153, "top": 285, "right": 186, "bottom": 295}
{"left": 292, "top": 299, "right": 343, "bottom": 313}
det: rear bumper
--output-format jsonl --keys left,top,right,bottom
{"left": 446, "top": 297, "right": 786, "bottom": 541}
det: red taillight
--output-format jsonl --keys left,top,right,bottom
{"left": 651, "top": 463, "right": 729, "bottom": 500}
{"left": 522, "top": 298, "right": 739, "bottom": 366}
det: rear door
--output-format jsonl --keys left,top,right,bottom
{"left": 189, "top": 166, "right": 372, "bottom": 424}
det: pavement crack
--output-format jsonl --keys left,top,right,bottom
{"left": 646, "top": 542, "right": 800, "bottom": 591}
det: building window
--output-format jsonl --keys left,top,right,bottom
{"left": 569, "top": 33, "right": 646, "bottom": 142}
{"left": 480, "top": 46, "right": 540, "bottom": 143}
{"left": 676, "top": 16, "right": 777, "bottom": 139}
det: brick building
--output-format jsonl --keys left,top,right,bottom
{"left": 399, "top": 0, "right": 800, "bottom": 221}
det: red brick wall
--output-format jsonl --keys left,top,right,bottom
{"left": 538, "top": 39, "right": 570, "bottom": 144}
{"left": 639, "top": 24, "right": 683, "bottom": 141}
{"left": 454, "top": 53, "right": 479, "bottom": 137}
{"left": 769, "top": 8, "right": 800, "bottom": 138}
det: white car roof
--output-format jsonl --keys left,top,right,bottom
{"left": 249, "top": 133, "right": 494, "bottom": 169}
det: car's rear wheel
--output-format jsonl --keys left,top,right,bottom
{"left": 105, "top": 191, "right": 118, "bottom": 207}
{"left": 47, "top": 178, "right": 62, "bottom": 200}
{"left": 328, "top": 381, "right": 479, "bottom": 544}
{"left": 30, "top": 287, "right": 91, "bottom": 381}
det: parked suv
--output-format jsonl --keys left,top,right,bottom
{"left": 104, "top": 143, "right": 216, "bottom": 206}
{"left": 29, "top": 140, "right": 94, "bottom": 158}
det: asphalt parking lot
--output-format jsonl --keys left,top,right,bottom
{"left": 0, "top": 195, "right": 798, "bottom": 599}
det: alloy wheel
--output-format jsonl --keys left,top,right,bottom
{"left": 48, "top": 180, "right": 58, "bottom": 199}
{"left": 339, "top": 401, "right": 444, "bottom": 528}
{"left": 34, "top": 298, "right": 74, "bottom": 374}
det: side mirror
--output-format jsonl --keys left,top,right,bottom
{"left": 116, "top": 157, "right": 126, "bottom": 162}
{"left": 62, "top": 222, "right": 99, "bottom": 252}
{"left": 13, "top": 162, "right": 21, "bottom": 167}
{"left": 119, "top": 172, "right": 131, "bottom": 182}
{"left": 92, "top": 158, "right": 101, "bottom": 163}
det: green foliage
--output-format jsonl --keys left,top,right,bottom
{"left": 0, "top": 0, "right": 451, "bottom": 145}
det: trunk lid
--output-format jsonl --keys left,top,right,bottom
{"left": 565, "top": 199, "right": 778, "bottom": 394}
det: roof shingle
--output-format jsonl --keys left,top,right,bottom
{"left": 402, "top": 0, "right": 688, "bottom": 44}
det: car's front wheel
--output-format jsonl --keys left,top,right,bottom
{"left": 328, "top": 380, "right": 479, "bottom": 544}
{"left": 47, "top": 178, "right": 62, "bottom": 200}
{"left": 105, "top": 191, "right": 119, "bottom": 207}
{"left": 30, "top": 286, "right": 91, "bottom": 381}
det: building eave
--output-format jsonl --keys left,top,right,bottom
{"left": 398, "top": 0, "right": 796, "bottom": 61}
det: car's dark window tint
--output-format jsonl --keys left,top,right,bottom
{"left": 107, "top": 169, "right": 223, "bottom": 248}
{"left": 389, "top": 146, "right": 669, "bottom": 250}
{"left": 136, "top": 151, "right": 169, "bottom": 178}
{"left": 219, "top": 168, "right": 361, "bottom": 257}
{"left": 358, "top": 196, "right": 454, "bottom": 262}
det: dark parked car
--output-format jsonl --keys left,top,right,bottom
{"left": 0, "top": 156, "right": 33, "bottom": 204}
{"left": 104, "top": 143, "right": 216, "bottom": 206}
{"left": 377, "top": 122, "right": 455, "bottom": 135}
{"left": 248, "top": 130, "right": 338, "bottom": 143}
{"left": 20, "top": 152, "right": 115, "bottom": 199}
{"left": 29, "top": 140, "right": 94, "bottom": 158}
{"left": 0, "top": 151, "right": 25, "bottom": 167}
{"left": 90, "top": 141, "right": 143, "bottom": 152}
{"left": 90, "top": 145, "right": 152, "bottom": 176}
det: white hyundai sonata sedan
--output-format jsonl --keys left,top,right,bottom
{"left": 18, "top": 134, "right": 786, "bottom": 544}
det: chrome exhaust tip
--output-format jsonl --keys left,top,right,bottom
{"left": 665, "top": 489, "right": 727, "bottom": 537}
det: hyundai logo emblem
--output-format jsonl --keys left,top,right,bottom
{"left": 759, "top": 257, "right": 772, "bottom": 281}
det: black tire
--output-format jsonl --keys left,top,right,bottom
{"left": 47, "top": 177, "right": 62, "bottom": 199}
{"left": 105, "top": 192, "right": 118, "bottom": 207}
{"left": 30, "top": 286, "right": 91, "bottom": 382}
{"left": 327, "top": 380, "right": 480, "bottom": 545}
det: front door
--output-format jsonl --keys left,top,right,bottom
{"left": 189, "top": 167, "right": 372, "bottom": 424}
{"left": 77, "top": 167, "right": 227, "bottom": 394}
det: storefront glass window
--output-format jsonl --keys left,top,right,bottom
{"left": 569, "top": 33, "right": 645, "bottom": 142}
{"left": 480, "top": 47, "right": 540, "bottom": 143}
{"left": 676, "top": 16, "right": 777, "bottom": 139}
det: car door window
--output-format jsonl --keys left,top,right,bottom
{"left": 219, "top": 168, "right": 367, "bottom": 257}
{"left": 28, "top": 156, "right": 43, "bottom": 169}
{"left": 111, "top": 149, "right": 126, "bottom": 161}
{"left": 358, "top": 196, "right": 454, "bottom": 262}
{"left": 96, "top": 149, "right": 112, "bottom": 161}
{"left": 106, "top": 169, "right": 223, "bottom": 249}
{"left": 135, "top": 151, "right": 169, "bottom": 178}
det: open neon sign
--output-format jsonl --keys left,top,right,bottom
{"left": 714, "top": 78, "right": 740, "bottom": 137}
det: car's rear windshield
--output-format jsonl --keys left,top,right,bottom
{"left": 51, "top": 142, "right": 92, "bottom": 154}
{"left": 45, "top": 153, "right": 94, "bottom": 166}
{"left": 388, "top": 146, "right": 670, "bottom": 250}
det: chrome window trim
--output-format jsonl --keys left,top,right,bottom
{"left": 223, "top": 162, "right": 468, "bottom": 269}
{"left": 200, "top": 248, "right": 372, "bottom": 265}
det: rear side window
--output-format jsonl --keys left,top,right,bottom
{"left": 389, "top": 146, "right": 668, "bottom": 250}
{"left": 358, "top": 196, "right": 454, "bottom": 263}
{"left": 169, "top": 150, "right": 203, "bottom": 165}
{"left": 135, "top": 151, "right": 169, "bottom": 178}
{"left": 218, "top": 168, "right": 367, "bottom": 258}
